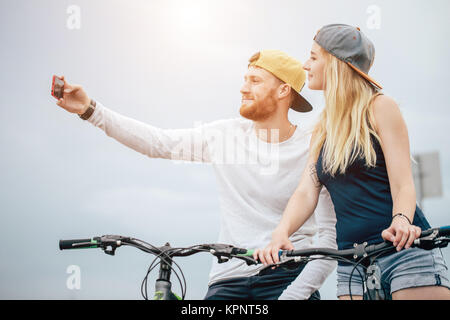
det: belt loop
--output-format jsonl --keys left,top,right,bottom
{"left": 435, "top": 274, "right": 442, "bottom": 286}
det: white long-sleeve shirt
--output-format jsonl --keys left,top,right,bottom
{"left": 86, "top": 101, "right": 337, "bottom": 299}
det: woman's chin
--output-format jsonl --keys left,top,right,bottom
{"left": 308, "top": 82, "right": 322, "bottom": 91}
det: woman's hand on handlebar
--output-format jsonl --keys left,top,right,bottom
{"left": 381, "top": 216, "right": 421, "bottom": 251}
{"left": 253, "top": 230, "right": 294, "bottom": 266}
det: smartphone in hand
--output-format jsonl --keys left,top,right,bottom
{"left": 51, "top": 75, "right": 64, "bottom": 99}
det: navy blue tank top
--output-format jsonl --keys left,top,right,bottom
{"left": 316, "top": 135, "right": 430, "bottom": 253}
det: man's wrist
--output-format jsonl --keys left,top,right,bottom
{"left": 79, "top": 99, "right": 96, "bottom": 120}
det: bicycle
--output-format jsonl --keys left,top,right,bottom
{"left": 59, "top": 225, "right": 450, "bottom": 300}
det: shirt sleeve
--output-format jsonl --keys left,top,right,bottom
{"left": 86, "top": 100, "right": 220, "bottom": 163}
{"left": 278, "top": 187, "right": 338, "bottom": 300}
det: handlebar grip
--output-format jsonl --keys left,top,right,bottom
{"left": 438, "top": 226, "right": 450, "bottom": 237}
{"left": 239, "top": 249, "right": 283, "bottom": 257}
{"left": 59, "top": 238, "right": 98, "bottom": 250}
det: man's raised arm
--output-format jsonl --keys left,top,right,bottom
{"left": 55, "top": 76, "right": 212, "bottom": 162}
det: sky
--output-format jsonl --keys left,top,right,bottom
{"left": 0, "top": 0, "right": 449, "bottom": 300}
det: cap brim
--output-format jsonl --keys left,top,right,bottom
{"left": 347, "top": 62, "right": 383, "bottom": 90}
{"left": 290, "top": 91, "right": 313, "bottom": 112}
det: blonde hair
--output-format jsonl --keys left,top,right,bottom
{"left": 310, "top": 49, "right": 382, "bottom": 176}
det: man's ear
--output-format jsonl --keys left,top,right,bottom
{"left": 278, "top": 83, "right": 292, "bottom": 100}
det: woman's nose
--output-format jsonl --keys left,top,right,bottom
{"left": 303, "top": 60, "right": 310, "bottom": 71}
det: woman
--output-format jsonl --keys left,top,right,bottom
{"left": 254, "top": 24, "right": 450, "bottom": 300}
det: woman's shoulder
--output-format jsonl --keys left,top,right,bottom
{"left": 372, "top": 94, "right": 399, "bottom": 112}
{"left": 371, "top": 94, "right": 403, "bottom": 131}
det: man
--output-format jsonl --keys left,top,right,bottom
{"left": 55, "top": 50, "right": 337, "bottom": 300}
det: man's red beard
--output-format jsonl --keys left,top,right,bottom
{"left": 239, "top": 94, "right": 278, "bottom": 121}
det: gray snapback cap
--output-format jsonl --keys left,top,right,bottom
{"left": 314, "top": 24, "right": 382, "bottom": 89}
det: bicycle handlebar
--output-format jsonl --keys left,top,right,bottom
{"left": 59, "top": 226, "right": 450, "bottom": 266}
{"left": 59, "top": 226, "right": 450, "bottom": 300}
{"left": 421, "top": 226, "right": 450, "bottom": 237}
{"left": 282, "top": 226, "right": 450, "bottom": 263}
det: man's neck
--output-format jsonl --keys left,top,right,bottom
{"left": 253, "top": 114, "right": 296, "bottom": 143}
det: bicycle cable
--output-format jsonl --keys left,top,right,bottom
{"left": 366, "top": 248, "right": 393, "bottom": 300}
{"left": 348, "top": 246, "right": 395, "bottom": 300}
{"left": 141, "top": 247, "right": 188, "bottom": 300}
{"left": 119, "top": 238, "right": 186, "bottom": 300}
{"left": 273, "top": 254, "right": 368, "bottom": 300}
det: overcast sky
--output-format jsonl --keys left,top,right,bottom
{"left": 1, "top": 0, "right": 449, "bottom": 299}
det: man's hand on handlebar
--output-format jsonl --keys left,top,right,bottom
{"left": 55, "top": 75, "right": 91, "bottom": 115}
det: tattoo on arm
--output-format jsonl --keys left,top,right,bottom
{"left": 309, "top": 163, "right": 322, "bottom": 188}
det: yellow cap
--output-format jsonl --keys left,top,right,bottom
{"left": 249, "top": 50, "right": 312, "bottom": 112}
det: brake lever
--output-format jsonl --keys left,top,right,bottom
{"left": 256, "top": 256, "right": 306, "bottom": 273}
{"left": 203, "top": 244, "right": 257, "bottom": 264}
{"left": 97, "top": 235, "right": 130, "bottom": 256}
{"left": 236, "top": 255, "right": 258, "bottom": 266}
{"left": 204, "top": 244, "right": 237, "bottom": 263}
{"left": 414, "top": 229, "right": 440, "bottom": 250}
{"left": 416, "top": 229, "right": 439, "bottom": 242}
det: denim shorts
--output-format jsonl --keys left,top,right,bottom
{"left": 205, "top": 262, "right": 320, "bottom": 300}
{"left": 337, "top": 247, "right": 450, "bottom": 298}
